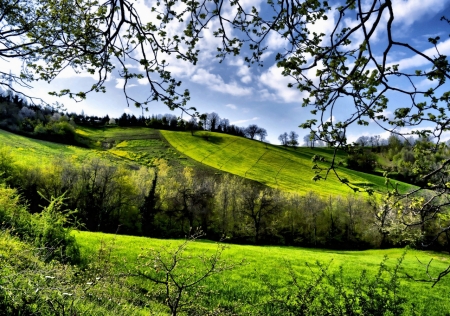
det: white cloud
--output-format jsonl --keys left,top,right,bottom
{"left": 231, "top": 117, "right": 259, "bottom": 125}
{"left": 124, "top": 108, "right": 132, "bottom": 114}
{"left": 229, "top": 58, "right": 253, "bottom": 84}
{"left": 387, "top": 38, "right": 450, "bottom": 71}
{"left": 341, "top": 0, "right": 447, "bottom": 50}
{"left": 390, "top": 0, "right": 446, "bottom": 27}
{"left": 191, "top": 68, "right": 252, "bottom": 96}
{"left": 241, "top": 75, "right": 252, "bottom": 84}
{"left": 259, "top": 64, "right": 306, "bottom": 103}
{"left": 266, "top": 32, "right": 286, "bottom": 50}
{"left": 257, "top": 88, "right": 277, "bottom": 101}
{"left": 115, "top": 79, "right": 137, "bottom": 89}
{"left": 225, "top": 103, "right": 237, "bottom": 109}
{"left": 346, "top": 125, "right": 437, "bottom": 144}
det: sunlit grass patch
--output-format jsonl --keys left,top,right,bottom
{"left": 161, "top": 130, "right": 415, "bottom": 196}
{"left": 75, "top": 231, "right": 450, "bottom": 315}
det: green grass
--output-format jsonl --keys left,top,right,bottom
{"left": 0, "top": 127, "right": 414, "bottom": 197}
{"left": 74, "top": 231, "right": 450, "bottom": 315}
{"left": 0, "top": 127, "right": 204, "bottom": 171}
{"left": 75, "top": 126, "right": 223, "bottom": 172}
{"left": 161, "top": 131, "right": 414, "bottom": 196}
{"left": 0, "top": 128, "right": 99, "bottom": 168}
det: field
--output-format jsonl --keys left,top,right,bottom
{"left": 0, "top": 128, "right": 98, "bottom": 168}
{"left": 1, "top": 126, "right": 414, "bottom": 197}
{"left": 0, "top": 127, "right": 206, "bottom": 171}
{"left": 75, "top": 231, "right": 450, "bottom": 315}
{"left": 1, "top": 127, "right": 448, "bottom": 314}
{"left": 162, "top": 130, "right": 413, "bottom": 196}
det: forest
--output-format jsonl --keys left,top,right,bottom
{"left": 1, "top": 93, "right": 449, "bottom": 251}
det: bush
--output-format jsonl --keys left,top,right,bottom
{"left": 264, "top": 254, "right": 406, "bottom": 315}
{"left": 33, "top": 194, "right": 80, "bottom": 264}
{"left": 0, "top": 231, "right": 142, "bottom": 315}
{"left": 0, "top": 185, "right": 80, "bottom": 263}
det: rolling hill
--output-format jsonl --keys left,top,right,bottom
{"left": 0, "top": 126, "right": 414, "bottom": 197}
{"left": 161, "top": 130, "right": 414, "bottom": 196}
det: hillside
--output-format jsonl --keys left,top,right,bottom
{"left": 0, "top": 127, "right": 209, "bottom": 172}
{"left": 161, "top": 130, "right": 414, "bottom": 196}
{"left": 75, "top": 230, "right": 450, "bottom": 315}
{"left": 0, "top": 127, "right": 414, "bottom": 197}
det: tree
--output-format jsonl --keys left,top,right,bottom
{"left": 245, "top": 124, "right": 259, "bottom": 140}
{"left": 303, "top": 134, "right": 312, "bottom": 148}
{"left": 278, "top": 132, "right": 289, "bottom": 146}
{"left": 187, "top": 117, "right": 198, "bottom": 135}
{"left": 256, "top": 127, "right": 268, "bottom": 142}
{"left": 133, "top": 230, "right": 241, "bottom": 316}
{"left": 240, "top": 186, "right": 279, "bottom": 243}
{"left": 0, "top": 0, "right": 201, "bottom": 111}
{"left": 288, "top": 131, "right": 299, "bottom": 148}
{"left": 219, "top": 118, "right": 230, "bottom": 133}
{"left": 355, "top": 136, "right": 370, "bottom": 147}
{"left": 206, "top": 112, "right": 220, "bottom": 131}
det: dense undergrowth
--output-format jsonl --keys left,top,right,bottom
{"left": 1, "top": 183, "right": 450, "bottom": 315}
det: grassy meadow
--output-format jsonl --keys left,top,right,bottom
{"left": 2, "top": 126, "right": 449, "bottom": 314}
{"left": 1, "top": 125, "right": 414, "bottom": 197}
{"left": 162, "top": 130, "right": 414, "bottom": 196}
{"left": 0, "top": 127, "right": 205, "bottom": 171}
{"left": 75, "top": 231, "right": 450, "bottom": 315}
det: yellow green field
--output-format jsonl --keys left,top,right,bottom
{"left": 161, "top": 130, "right": 413, "bottom": 196}
{"left": 0, "top": 127, "right": 414, "bottom": 197}
{"left": 75, "top": 230, "right": 450, "bottom": 315}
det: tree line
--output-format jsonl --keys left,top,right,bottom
{"left": 1, "top": 144, "right": 447, "bottom": 251}
{"left": 0, "top": 93, "right": 77, "bottom": 144}
{"left": 0, "top": 93, "right": 269, "bottom": 145}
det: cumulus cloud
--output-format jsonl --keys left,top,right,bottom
{"left": 259, "top": 65, "right": 306, "bottom": 103}
{"left": 228, "top": 58, "right": 253, "bottom": 84}
{"left": 115, "top": 79, "right": 136, "bottom": 89}
{"left": 225, "top": 103, "right": 237, "bottom": 109}
{"left": 191, "top": 68, "right": 252, "bottom": 96}
{"left": 387, "top": 38, "right": 450, "bottom": 71}
{"left": 389, "top": 0, "right": 446, "bottom": 28}
{"left": 341, "top": 0, "right": 447, "bottom": 51}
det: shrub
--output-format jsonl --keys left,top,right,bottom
{"left": 0, "top": 185, "right": 80, "bottom": 264}
{"left": 264, "top": 254, "right": 406, "bottom": 315}
{"left": 0, "top": 231, "right": 142, "bottom": 315}
{"left": 33, "top": 194, "right": 80, "bottom": 264}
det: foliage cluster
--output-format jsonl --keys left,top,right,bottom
{"left": 1, "top": 146, "right": 154, "bottom": 233}
{"left": 1, "top": 140, "right": 446, "bottom": 250}
{"left": 346, "top": 134, "right": 450, "bottom": 187}
{"left": 0, "top": 232, "right": 145, "bottom": 315}
{"left": 279, "top": 131, "right": 300, "bottom": 147}
{"left": 0, "top": 184, "right": 79, "bottom": 263}
{"left": 0, "top": 94, "right": 77, "bottom": 144}
{"left": 264, "top": 255, "right": 406, "bottom": 315}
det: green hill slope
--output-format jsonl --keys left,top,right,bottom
{"left": 161, "top": 130, "right": 414, "bottom": 196}
{"left": 0, "top": 127, "right": 414, "bottom": 197}
{"left": 0, "top": 127, "right": 202, "bottom": 171}
{"left": 75, "top": 230, "right": 450, "bottom": 315}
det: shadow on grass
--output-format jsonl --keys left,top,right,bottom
{"left": 193, "top": 133, "right": 225, "bottom": 145}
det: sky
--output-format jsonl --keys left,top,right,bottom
{"left": 3, "top": 0, "right": 450, "bottom": 145}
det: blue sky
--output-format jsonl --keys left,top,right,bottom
{"left": 3, "top": 0, "right": 450, "bottom": 144}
